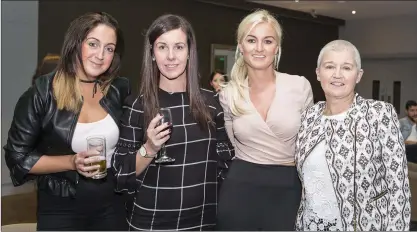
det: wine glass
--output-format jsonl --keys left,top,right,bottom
{"left": 154, "top": 108, "right": 175, "bottom": 164}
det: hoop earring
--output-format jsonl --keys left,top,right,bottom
{"left": 234, "top": 47, "right": 245, "bottom": 67}
{"left": 274, "top": 48, "right": 281, "bottom": 70}
{"left": 234, "top": 45, "right": 241, "bottom": 61}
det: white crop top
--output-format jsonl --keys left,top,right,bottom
{"left": 71, "top": 114, "right": 119, "bottom": 169}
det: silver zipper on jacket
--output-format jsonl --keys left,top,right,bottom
{"left": 367, "top": 189, "right": 388, "bottom": 204}
{"left": 353, "top": 119, "right": 358, "bottom": 231}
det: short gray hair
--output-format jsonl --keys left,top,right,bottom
{"left": 317, "top": 40, "right": 362, "bottom": 69}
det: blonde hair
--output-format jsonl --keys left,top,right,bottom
{"left": 317, "top": 40, "right": 362, "bottom": 69}
{"left": 53, "top": 71, "right": 83, "bottom": 112}
{"left": 223, "top": 9, "right": 283, "bottom": 116}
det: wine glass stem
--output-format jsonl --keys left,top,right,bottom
{"left": 159, "top": 143, "right": 166, "bottom": 157}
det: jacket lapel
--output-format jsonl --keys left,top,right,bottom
{"left": 297, "top": 94, "right": 364, "bottom": 173}
{"left": 296, "top": 102, "right": 326, "bottom": 170}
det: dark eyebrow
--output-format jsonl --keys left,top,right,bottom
{"left": 86, "top": 37, "right": 116, "bottom": 46}
{"left": 155, "top": 42, "right": 186, "bottom": 46}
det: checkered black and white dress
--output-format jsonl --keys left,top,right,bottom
{"left": 112, "top": 88, "right": 234, "bottom": 231}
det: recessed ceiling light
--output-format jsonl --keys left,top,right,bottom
{"left": 352, "top": 10, "right": 356, "bottom": 14}
{"left": 295, "top": 0, "right": 299, "bottom": 2}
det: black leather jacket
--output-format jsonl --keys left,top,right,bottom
{"left": 3, "top": 72, "right": 131, "bottom": 197}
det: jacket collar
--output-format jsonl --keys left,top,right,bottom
{"left": 297, "top": 93, "right": 364, "bottom": 168}
{"left": 314, "top": 93, "right": 366, "bottom": 121}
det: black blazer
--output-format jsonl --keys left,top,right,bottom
{"left": 3, "top": 72, "right": 131, "bottom": 197}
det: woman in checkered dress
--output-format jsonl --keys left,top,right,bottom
{"left": 111, "top": 14, "right": 234, "bottom": 231}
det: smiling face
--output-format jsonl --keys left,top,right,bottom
{"left": 316, "top": 48, "right": 363, "bottom": 100}
{"left": 153, "top": 28, "right": 188, "bottom": 81}
{"left": 239, "top": 22, "right": 279, "bottom": 71}
{"left": 80, "top": 24, "right": 116, "bottom": 79}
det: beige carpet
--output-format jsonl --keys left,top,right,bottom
{"left": 1, "top": 191, "right": 37, "bottom": 225}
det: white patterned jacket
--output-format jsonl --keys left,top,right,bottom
{"left": 295, "top": 94, "right": 411, "bottom": 231}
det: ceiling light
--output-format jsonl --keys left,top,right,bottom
{"left": 352, "top": 10, "right": 356, "bottom": 14}
{"left": 295, "top": 0, "right": 299, "bottom": 2}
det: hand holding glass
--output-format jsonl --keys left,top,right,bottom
{"left": 155, "top": 108, "right": 174, "bottom": 164}
{"left": 86, "top": 136, "right": 107, "bottom": 179}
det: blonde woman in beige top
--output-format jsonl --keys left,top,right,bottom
{"left": 217, "top": 9, "right": 313, "bottom": 230}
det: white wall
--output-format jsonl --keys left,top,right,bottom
{"left": 339, "top": 14, "right": 417, "bottom": 117}
{"left": 1, "top": 1, "right": 39, "bottom": 196}
{"left": 339, "top": 14, "right": 417, "bottom": 58}
{"left": 358, "top": 58, "right": 417, "bottom": 117}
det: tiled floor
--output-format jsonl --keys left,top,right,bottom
{"left": 1, "top": 191, "right": 37, "bottom": 225}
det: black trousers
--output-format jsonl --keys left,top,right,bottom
{"left": 216, "top": 159, "right": 301, "bottom": 231}
{"left": 37, "top": 169, "right": 128, "bottom": 231}
{"left": 406, "top": 144, "right": 417, "bottom": 163}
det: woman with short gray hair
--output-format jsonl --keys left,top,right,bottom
{"left": 295, "top": 40, "right": 410, "bottom": 231}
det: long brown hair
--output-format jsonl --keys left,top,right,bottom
{"left": 53, "top": 12, "right": 124, "bottom": 112}
{"left": 140, "top": 14, "right": 212, "bottom": 130}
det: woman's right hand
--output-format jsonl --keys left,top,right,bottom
{"left": 73, "top": 150, "right": 103, "bottom": 178}
{"left": 144, "top": 114, "right": 171, "bottom": 155}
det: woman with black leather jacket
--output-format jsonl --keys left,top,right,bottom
{"left": 3, "top": 12, "right": 130, "bottom": 231}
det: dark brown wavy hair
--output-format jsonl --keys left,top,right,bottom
{"left": 140, "top": 14, "right": 212, "bottom": 130}
{"left": 53, "top": 12, "right": 124, "bottom": 112}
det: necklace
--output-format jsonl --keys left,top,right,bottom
{"left": 80, "top": 79, "right": 101, "bottom": 98}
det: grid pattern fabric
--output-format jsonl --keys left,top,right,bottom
{"left": 112, "top": 88, "right": 234, "bottom": 231}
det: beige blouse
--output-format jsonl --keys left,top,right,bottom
{"left": 219, "top": 71, "right": 314, "bottom": 165}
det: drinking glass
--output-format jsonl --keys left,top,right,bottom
{"left": 86, "top": 135, "right": 107, "bottom": 179}
{"left": 154, "top": 108, "right": 174, "bottom": 164}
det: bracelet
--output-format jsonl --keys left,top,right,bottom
{"left": 145, "top": 153, "right": 157, "bottom": 158}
